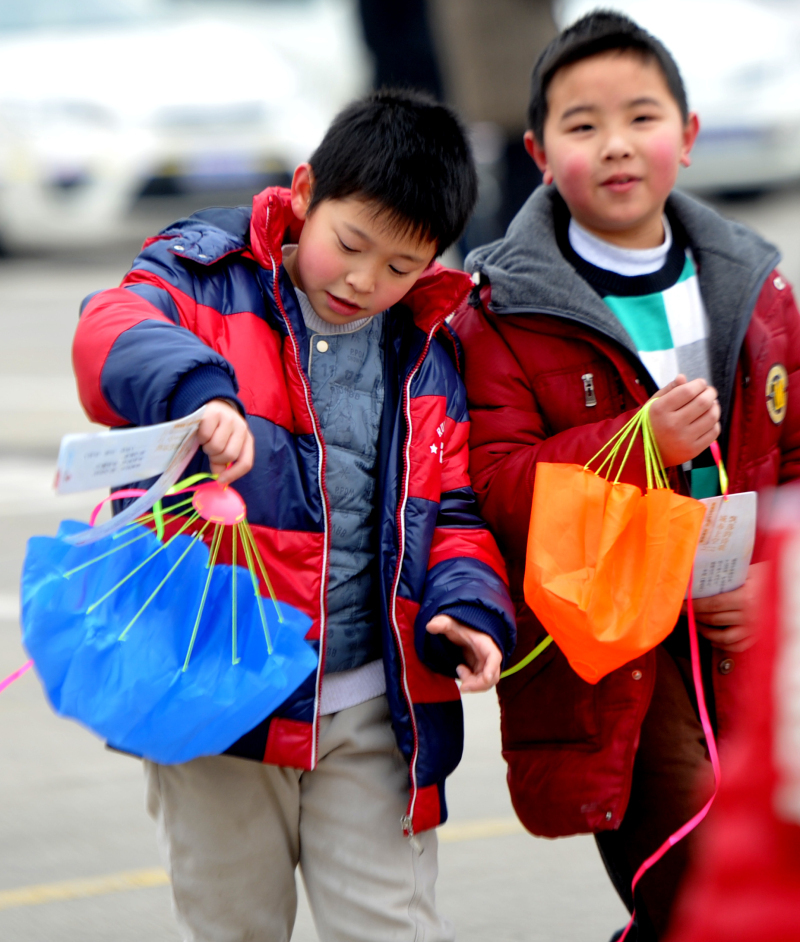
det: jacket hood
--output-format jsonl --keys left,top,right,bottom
{"left": 250, "top": 188, "right": 473, "bottom": 336}
{"left": 466, "top": 185, "right": 781, "bottom": 427}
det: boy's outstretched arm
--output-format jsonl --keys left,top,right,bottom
{"left": 73, "top": 232, "right": 250, "bottom": 440}
{"left": 412, "top": 344, "right": 516, "bottom": 685}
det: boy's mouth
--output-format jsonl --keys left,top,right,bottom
{"left": 325, "top": 292, "right": 365, "bottom": 317}
{"left": 601, "top": 174, "right": 641, "bottom": 193}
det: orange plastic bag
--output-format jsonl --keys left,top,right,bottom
{"left": 523, "top": 403, "right": 706, "bottom": 684}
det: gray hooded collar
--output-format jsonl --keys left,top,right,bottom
{"left": 465, "top": 185, "right": 780, "bottom": 427}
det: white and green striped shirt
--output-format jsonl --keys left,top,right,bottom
{"left": 567, "top": 217, "right": 718, "bottom": 498}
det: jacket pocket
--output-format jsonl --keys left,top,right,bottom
{"left": 532, "top": 360, "right": 620, "bottom": 435}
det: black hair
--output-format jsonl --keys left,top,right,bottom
{"left": 307, "top": 89, "right": 478, "bottom": 255}
{"left": 527, "top": 10, "right": 689, "bottom": 143}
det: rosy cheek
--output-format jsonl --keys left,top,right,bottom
{"left": 646, "top": 135, "right": 682, "bottom": 188}
{"left": 299, "top": 243, "right": 342, "bottom": 286}
{"left": 554, "top": 150, "right": 594, "bottom": 207}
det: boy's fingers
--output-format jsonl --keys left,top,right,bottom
{"left": 695, "top": 609, "right": 745, "bottom": 628}
{"left": 692, "top": 586, "right": 746, "bottom": 612}
{"left": 653, "top": 377, "right": 708, "bottom": 412}
{"left": 697, "top": 624, "right": 756, "bottom": 652}
{"left": 653, "top": 374, "right": 687, "bottom": 398}
{"left": 673, "top": 386, "right": 718, "bottom": 427}
{"left": 456, "top": 648, "right": 502, "bottom": 692}
{"left": 202, "top": 424, "right": 238, "bottom": 464}
{"left": 217, "top": 432, "right": 255, "bottom": 484}
{"left": 196, "top": 413, "right": 221, "bottom": 446}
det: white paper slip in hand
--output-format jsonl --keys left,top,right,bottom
{"left": 690, "top": 491, "right": 757, "bottom": 599}
{"left": 55, "top": 406, "right": 207, "bottom": 495}
{"left": 54, "top": 406, "right": 207, "bottom": 546}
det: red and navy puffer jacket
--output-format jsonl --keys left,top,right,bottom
{"left": 73, "top": 187, "right": 516, "bottom": 835}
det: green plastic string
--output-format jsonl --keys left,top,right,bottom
{"left": 63, "top": 526, "right": 154, "bottom": 578}
{"left": 500, "top": 634, "right": 554, "bottom": 679}
{"left": 152, "top": 501, "right": 165, "bottom": 541}
{"left": 166, "top": 472, "right": 216, "bottom": 495}
{"left": 119, "top": 519, "right": 211, "bottom": 641}
{"left": 588, "top": 410, "right": 644, "bottom": 481}
{"left": 241, "top": 520, "right": 284, "bottom": 623}
{"left": 86, "top": 513, "right": 199, "bottom": 614}
{"left": 182, "top": 523, "right": 223, "bottom": 671}
{"left": 641, "top": 404, "right": 669, "bottom": 490}
{"left": 239, "top": 520, "right": 273, "bottom": 654}
{"left": 585, "top": 401, "right": 668, "bottom": 489}
{"left": 148, "top": 474, "right": 216, "bottom": 541}
{"left": 109, "top": 496, "right": 196, "bottom": 545}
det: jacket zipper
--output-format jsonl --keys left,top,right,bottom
{"left": 391, "top": 329, "right": 434, "bottom": 837}
{"left": 581, "top": 372, "right": 597, "bottom": 407}
{"left": 264, "top": 200, "right": 330, "bottom": 767}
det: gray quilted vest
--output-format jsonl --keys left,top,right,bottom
{"left": 305, "top": 310, "right": 385, "bottom": 672}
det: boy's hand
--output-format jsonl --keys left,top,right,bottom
{"left": 425, "top": 615, "right": 503, "bottom": 692}
{"left": 649, "top": 374, "right": 721, "bottom": 467}
{"left": 681, "top": 561, "right": 768, "bottom": 653}
{"left": 196, "top": 399, "right": 254, "bottom": 485}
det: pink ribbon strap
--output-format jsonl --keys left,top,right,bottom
{"left": 617, "top": 571, "right": 720, "bottom": 942}
{"left": 0, "top": 659, "right": 33, "bottom": 694}
{"left": 710, "top": 440, "right": 729, "bottom": 500}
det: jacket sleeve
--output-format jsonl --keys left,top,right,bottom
{"left": 414, "top": 348, "right": 517, "bottom": 673}
{"left": 73, "top": 236, "right": 242, "bottom": 428}
{"left": 778, "top": 276, "right": 800, "bottom": 483}
{"left": 453, "top": 300, "right": 647, "bottom": 563}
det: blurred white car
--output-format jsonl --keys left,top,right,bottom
{"left": 0, "top": 0, "right": 368, "bottom": 250}
{"left": 556, "top": 0, "right": 800, "bottom": 193}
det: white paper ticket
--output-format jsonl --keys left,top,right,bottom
{"left": 690, "top": 491, "right": 757, "bottom": 599}
{"left": 55, "top": 406, "right": 206, "bottom": 495}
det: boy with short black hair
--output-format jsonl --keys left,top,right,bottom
{"left": 453, "top": 11, "right": 800, "bottom": 940}
{"left": 73, "top": 89, "right": 515, "bottom": 942}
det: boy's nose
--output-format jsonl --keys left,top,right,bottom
{"left": 602, "top": 133, "right": 633, "bottom": 161}
{"left": 346, "top": 268, "right": 376, "bottom": 294}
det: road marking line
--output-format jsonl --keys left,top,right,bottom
{"left": 0, "top": 817, "right": 524, "bottom": 910}
{"left": 0, "top": 868, "right": 170, "bottom": 911}
{"left": 439, "top": 816, "right": 525, "bottom": 842}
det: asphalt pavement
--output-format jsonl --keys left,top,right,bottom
{"left": 2, "top": 185, "right": 799, "bottom": 941}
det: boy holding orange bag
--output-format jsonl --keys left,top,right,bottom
{"left": 453, "top": 11, "right": 800, "bottom": 941}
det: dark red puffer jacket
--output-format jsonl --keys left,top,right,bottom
{"left": 453, "top": 186, "right": 800, "bottom": 837}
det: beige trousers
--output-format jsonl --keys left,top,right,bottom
{"left": 144, "top": 696, "right": 454, "bottom": 942}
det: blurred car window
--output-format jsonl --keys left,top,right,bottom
{"left": 0, "top": 0, "right": 368, "bottom": 252}
{"left": 0, "top": 0, "right": 159, "bottom": 31}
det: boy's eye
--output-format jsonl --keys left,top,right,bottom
{"left": 633, "top": 114, "right": 657, "bottom": 124}
{"left": 338, "top": 237, "right": 357, "bottom": 253}
{"left": 390, "top": 265, "right": 411, "bottom": 276}
{"left": 568, "top": 123, "right": 594, "bottom": 134}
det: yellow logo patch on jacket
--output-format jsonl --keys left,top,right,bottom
{"left": 766, "top": 363, "right": 788, "bottom": 424}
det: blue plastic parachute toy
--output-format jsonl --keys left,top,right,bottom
{"left": 20, "top": 480, "right": 317, "bottom": 764}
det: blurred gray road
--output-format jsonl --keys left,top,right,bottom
{"left": 2, "top": 185, "right": 799, "bottom": 941}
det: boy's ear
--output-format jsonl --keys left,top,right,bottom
{"left": 680, "top": 113, "right": 700, "bottom": 168}
{"left": 523, "top": 131, "right": 553, "bottom": 186}
{"left": 290, "top": 163, "right": 314, "bottom": 220}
